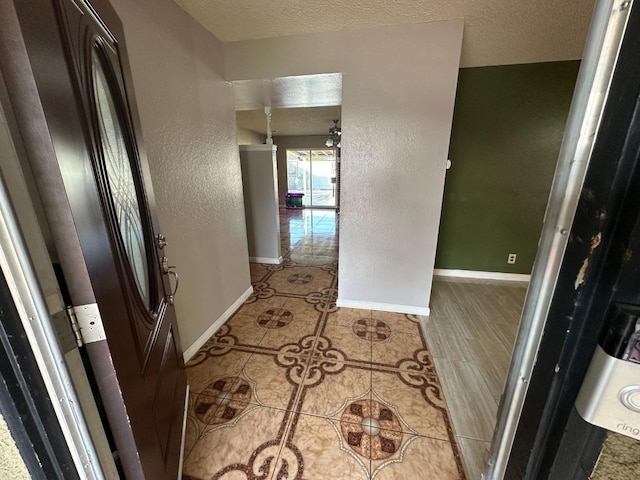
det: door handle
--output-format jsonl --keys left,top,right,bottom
{"left": 160, "top": 256, "right": 179, "bottom": 305}
{"left": 156, "top": 233, "right": 167, "bottom": 250}
{"left": 167, "top": 268, "right": 179, "bottom": 305}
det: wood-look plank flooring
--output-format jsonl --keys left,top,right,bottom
{"left": 423, "top": 277, "right": 528, "bottom": 479}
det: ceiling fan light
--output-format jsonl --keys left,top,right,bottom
{"left": 326, "top": 119, "right": 341, "bottom": 149}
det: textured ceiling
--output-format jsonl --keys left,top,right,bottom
{"left": 233, "top": 74, "right": 342, "bottom": 111}
{"left": 236, "top": 106, "right": 342, "bottom": 136}
{"left": 179, "top": 0, "right": 596, "bottom": 136}
{"left": 173, "top": 0, "right": 596, "bottom": 67}
{"left": 234, "top": 75, "right": 342, "bottom": 135}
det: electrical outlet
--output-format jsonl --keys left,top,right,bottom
{"left": 507, "top": 253, "right": 517, "bottom": 264}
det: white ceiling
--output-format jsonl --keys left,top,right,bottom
{"left": 233, "top": 74, "right": 342, "bottom": 111}
{"left": 236, "top": 106, "right": 342, "bottom": 137}
{"left": 173, "top": 0, "right": 596, "bottom": 67}
{"left": 233, "top": 73, "right": 342, "bottom": 136}
{"left": 173, "top": 0, "right": 596, "bottom": 136}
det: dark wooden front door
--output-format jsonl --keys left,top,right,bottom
{"left": 4, "top": 0, "right": 187, "bottom": 478}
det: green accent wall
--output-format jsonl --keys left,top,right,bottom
{"left": 435, "top": 61, "right": 580, "bottom": 274}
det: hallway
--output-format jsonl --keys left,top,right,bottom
{"left": 182, "top": 208, "right": 466, "bottom": 479}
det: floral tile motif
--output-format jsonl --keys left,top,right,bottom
{"left": 193, "top": 376, "right": 253, "bottom": 425}
{"left": 293, "top": 414, "right": 370, "bottom": 480}
{"left": 256, "top": 307, "right": 294, "bottom": 328}
{"left": 351, "top": 318, "right": 392, "bottom": 342}
{"left": 325, "top": 308, "right": 373, "bottom": 328}
{"left": 340, "top": 399, "right": 404, "bottom": 460}
{"left": 371, "top": 372, "right": 451, "bottom": 440}
{"left": 182, "top": 209, "right": 466, "bottom": 479}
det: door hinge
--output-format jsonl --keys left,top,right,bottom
{"left": 66, "top": 303, "right": 107, "bottom": 347}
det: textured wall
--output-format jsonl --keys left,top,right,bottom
{"left": 226, "top": 21, "right": 463, "bottom": 312}
{"left": 239, "top": 146, "right": 281, "bottom": 261}
{"left": 110, "top": 0, "right": 251, "bottom": 350}
{"left": 436, "top": 61, "right": 580, "bottom": 273}
{"left": 237, "top": 127, "right": 264, "bottom": 145}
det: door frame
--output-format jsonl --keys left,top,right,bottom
{"left": 506, "top": 1, "right": 640, "bottom": 477}
{"left": 0, "top": 180, "right": 91, "bottom": 479}
{"left": 486, "top": 0, "right": 636, "bottom": 478}
{"left": 0, "top": 87, "right": 102, "bottom": 480}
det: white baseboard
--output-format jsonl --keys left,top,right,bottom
{"left": 336, "top": 298, "right": 430, "bottom": 316}
{"left": 433, "top": 269, "right": 531, "bottom": 283}
{"left": 177, "top": 384, "right": 189, "bottom": 480}
{"left": 182, "top": 286, "right": 254, "bottom": 362}
{"left": 249, "top": 256, "right": 283, "bottom": 264}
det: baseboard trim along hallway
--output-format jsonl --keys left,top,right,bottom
{"left": 249, "top": 256, "right": 283, "bottom": 264}
{"left": 182, "top": 286, "right": 254, "bottom": 362}
{"left": 336, "top": 298, "right": 430, "bottom": 316}
{"left": 433, "top": 268, "right": 531, "bottom": 283}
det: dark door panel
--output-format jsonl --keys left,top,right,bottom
{"left": 5, "top": 0, "right": 187, "bottom": 478}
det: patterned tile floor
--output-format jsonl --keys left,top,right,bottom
{"left": 182, "top": 209, "right": 466, "bottom": 480}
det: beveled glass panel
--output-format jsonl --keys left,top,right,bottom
{"left": 92, "top": 49, "right": 150, "bottom": 307}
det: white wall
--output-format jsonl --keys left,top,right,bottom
{"left": 237, "top": 127, "right": 264, "bottom": 145}
{"left": 239, "top": 146, "right": 281, "bottom": 263}
{"left": 226, "top": 21, "right": 463, "bottom": 314}
{"left": 110, "top": 0, "right": 251, "bottom": 350}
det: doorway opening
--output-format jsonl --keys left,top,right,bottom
{"left": 232, "top": 73, "right": 343, "bottom": 264}
{"left": 286, "top": 148, "right": 337, "bottom": 208}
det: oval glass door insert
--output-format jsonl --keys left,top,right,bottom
{"left": 92, "top": 48, "right": 150, "bottom": 307}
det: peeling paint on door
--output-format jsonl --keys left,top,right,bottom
{"left": 575, "top": 231, "right": 602, "bottom": 289}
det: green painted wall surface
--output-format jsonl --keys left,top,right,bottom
{"left": 435, "top": 61, "right": 580, "bottom": 273}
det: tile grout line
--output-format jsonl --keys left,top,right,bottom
{"left": 267, "top": 257, "right": 338, "bottom": 478}
{"left": 187, "top": 211, "right": 471, "bottom": 479}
